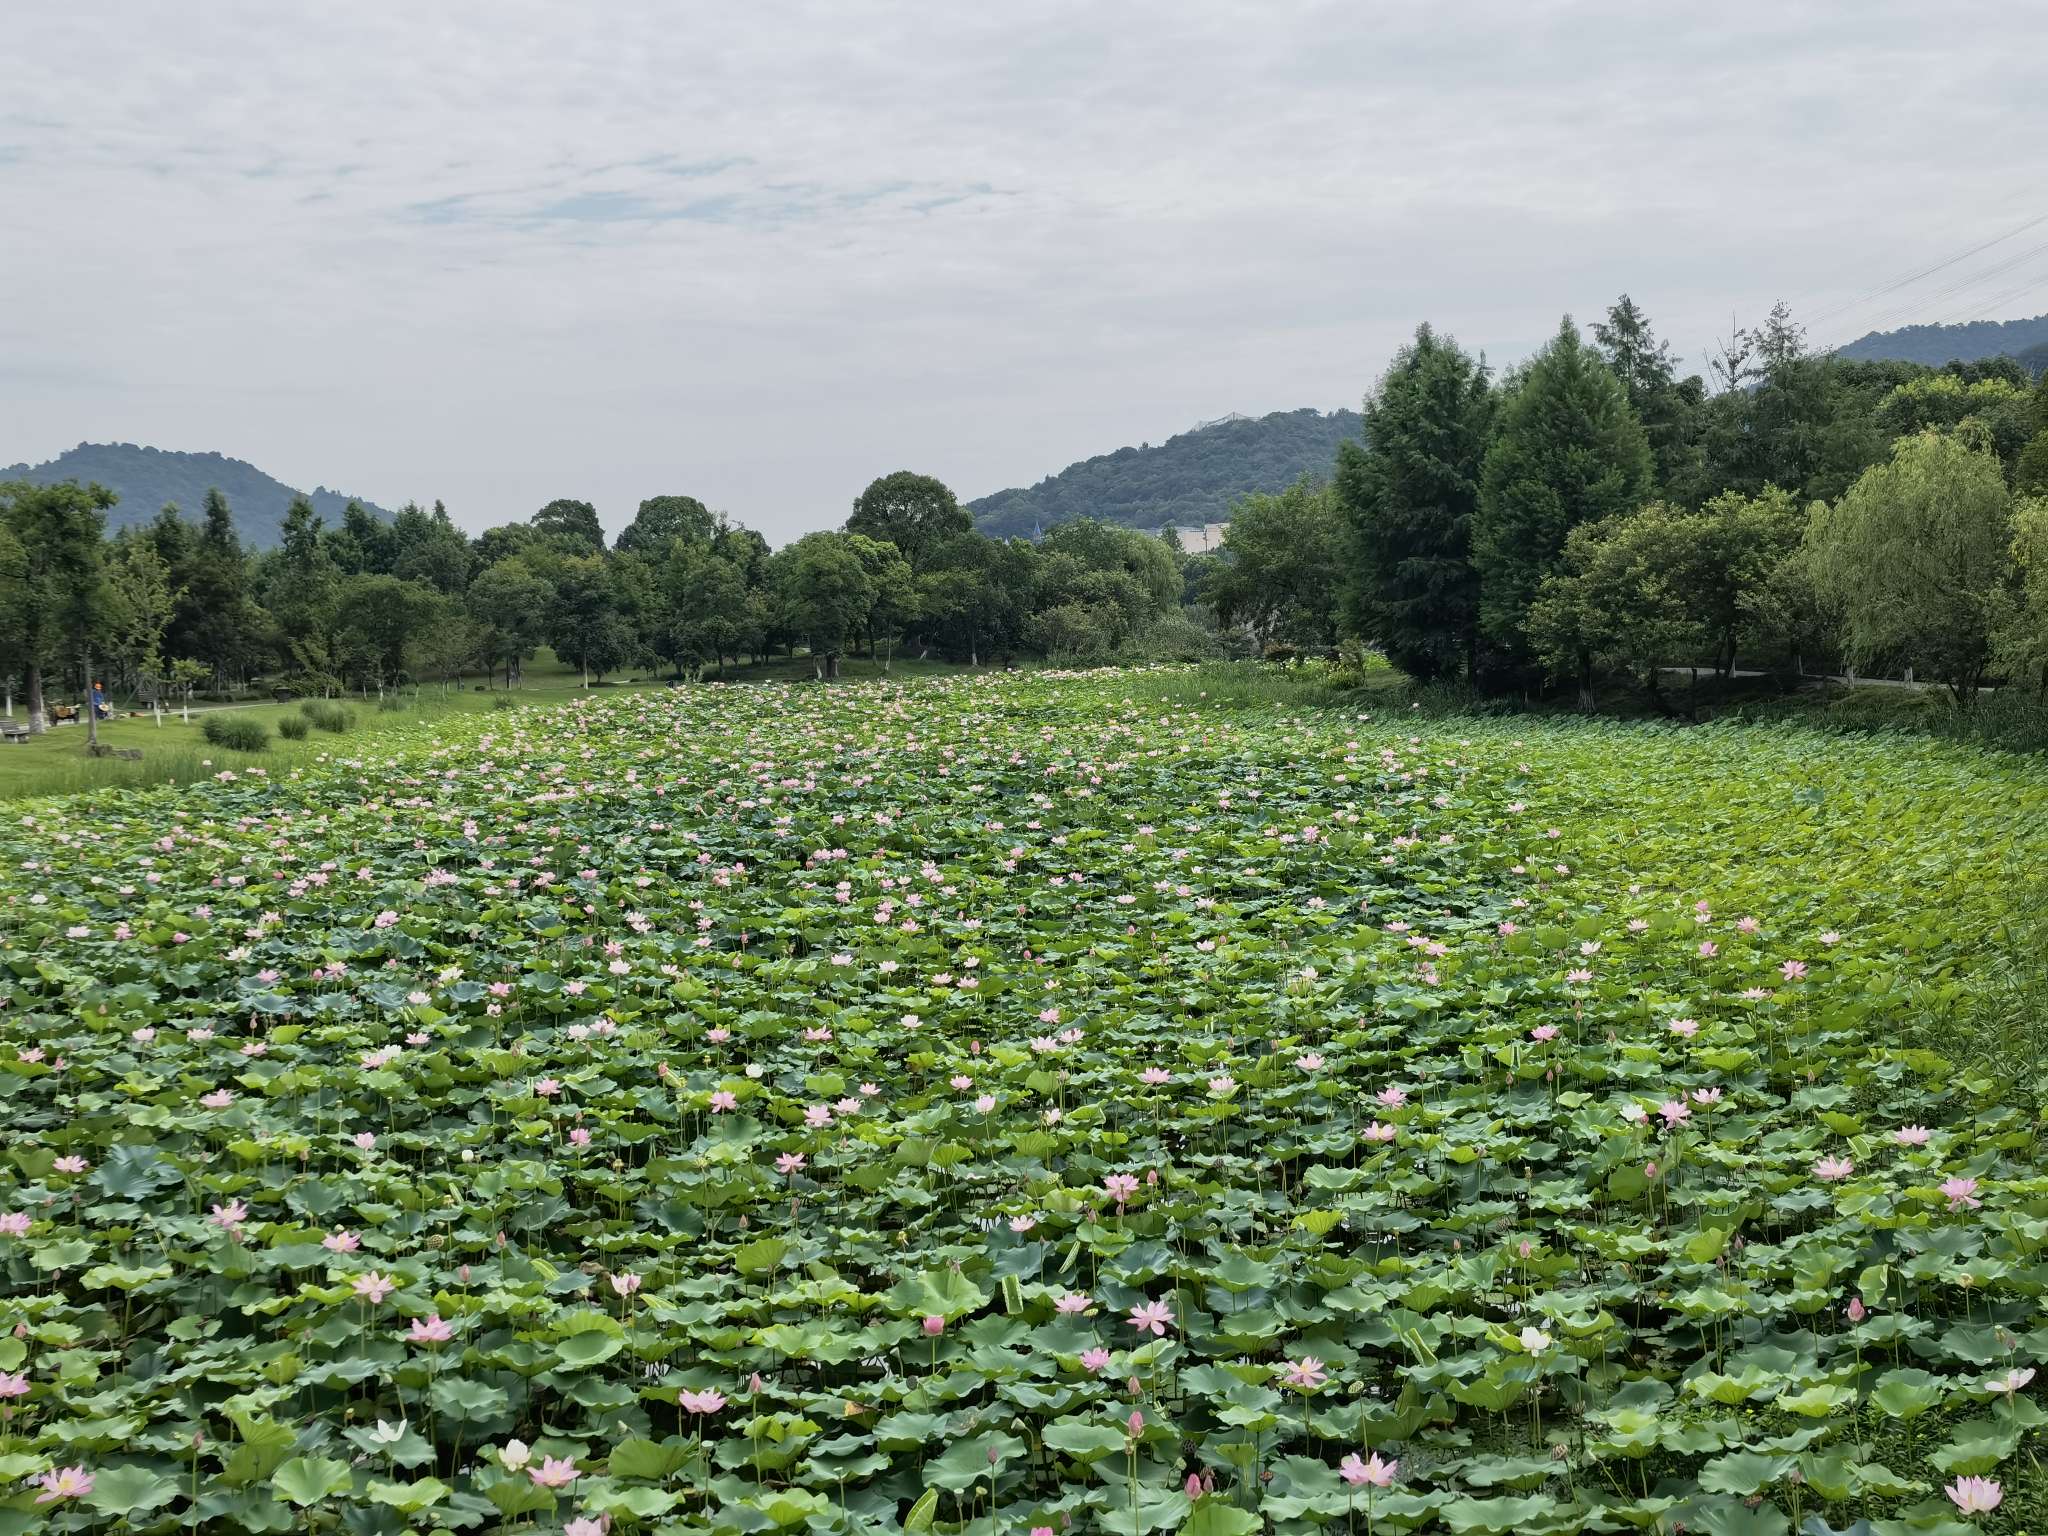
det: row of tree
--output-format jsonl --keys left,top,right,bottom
{"left": 0, "top": 465, "right": 1203, "bottom": 729}
{"left": 1205, "top": 298, "right": 2048, "bottom": 703}
{"left": 9, "top": 293, "right": 2046, "bottom": 730}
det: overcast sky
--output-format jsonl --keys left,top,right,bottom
{"left": 5, "top": 2, "right": 2045, "bottom": 544}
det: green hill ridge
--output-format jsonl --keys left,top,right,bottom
{"left": 1, "top": 442, "right": 393, "bottom": 547}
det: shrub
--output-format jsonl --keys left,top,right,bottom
{"left": 200, "top": 714, "right": 270, "bottom": 752}
{"left": 492, "top": 695, "right": 518, "bottom": 712}
{"left": 301, "top": 701, "right": 353, "bottom": 734}
{"left": 276, "top": 716, "right": 309, "bottom": 741}
{"left": 1123, "top": 613, "right": 1223, "bottom": 663}
{"left": 378, "top": 695, "right": 406, "bottom": 713}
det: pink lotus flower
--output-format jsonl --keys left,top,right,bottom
{"left": 1780, "top": 959, "right": 1807, "bottom": 980}
{"left": 775, "top": 1152, "right": 805, "bottom": 1175}
{"left": 1103, "top": 1173, "right": 1139, "bottom": 1205}
{"left": 678, "top": 1388, "right": 726, "bottom": 1415}
{"left": 201, "top": 1089, "right": 235, "bottom": 1109}
{"left": 1054, "top": 1292, "right": 1092, "bottom": 1314}
{"left": 322, "top": 1229, "right": 359, "bottom": 1253}
{"left": 1846, "top": 1296, "right": 1867, "bottom": 1323}
{"left": 1281, "top": 1356, "right": 1327, "bottom": 1391}
{"left": 1080, "top": 1347, "right": 1112, "bottom": 1373}
{"left": 1140, "top": 1066, "right": 1171, "bottom": 1085}
{"left": 52, "top": 1156, "right": 87, "bottom": 1174}
{"left": 564, "top": 1518, "right": 606, "bottom": 1536}
{"left": 568, "top": 1127, "right": 591, "bottom": 1147}
{"left": 0, "top": 1212, "right": 30, "bottom": 1236}
{"left": 610, "top": 1272, "right": 642, "bottom": 1297}
{"left": 1945, "top": 1475, "right": 2001, "bottom": 1514}
{"left": 1376, "top": 1086, "right": 1407, "bottom": 1108}
{"left": 1987, "top": 1366, "right": 2035, "bottom": 1395}
{"left": 1530, "top": 1025, "right": 1558, "bottom": 1042}
{"left": 1940, "top": 1176, "right": 1982, "bottom": 1210}
{"left": 353, "top": 1132, "right": 377, "bottom": 1151}
{"left": 709, "top": 1090, "right": 737, "bottom": 1112}
{"left": 1813, "top": 1156, "right": 1854, "bottom": 1182}
{"left": 1127, "top": 1299, "right": 1174, "bottom": 1336}
{"left": 1339, "top": 1451, "right": 1397, "bottom": 1488}
{"left": 1895, "top": 1125, "right": 1932, "bottom": 1146}
{"left": 353, "top": 1271, "right": 396, "bottom": 1304}
{"left": 1295, "top": 1053, "right": 1325, "bottom": 1071}
{"left": 1697, "top": 941, "right": 1718, "bottom": 958}
{"left": 1658, "top": 1100, "right": 1690, "bottom": 1127}
{"left": 209, "top": 1200, "right": 249, "bottom": 1229}
{"left": 407, "top": 1315, "right": 453, "bottom": 1343}
{"left": 1668, "top": 1018, "right": 1699, "bottom": 1038}
{"left": 34, "top": 1466, "right": 93, "bottom": 1503}
{"left": 529, "top": 1455, "right": 579, "bottom": 1488}
{"left": 1363, "top": 1121, "right": 1396, "bottom": 1142}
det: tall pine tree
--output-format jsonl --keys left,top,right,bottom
{"left": 1333, "top": 324, "right": 1494, "bottom": 679}
{"left": 1474, "top": 317, "right": 1653, "bottom": 669}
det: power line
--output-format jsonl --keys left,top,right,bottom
{"left": 1801, "top": 209, "right": 2048, "bottom": 330}
{"left": 1819, "top": 234, "right": 2048, "bottom": 349}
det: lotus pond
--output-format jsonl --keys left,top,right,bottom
{"left": 2, "top": 671, "right": 2046, "bottom": 1535}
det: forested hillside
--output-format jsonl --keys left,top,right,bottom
{"left": 970, "top": 407, "right": 1360, "bottom": 537}
{"left": 0, "top": 443, "right": 391, "bottom": 547}
{"left": 1833, "top": 313, "right": 2048, "bottom": 367}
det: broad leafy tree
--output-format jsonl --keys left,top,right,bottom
{"left": 531, "top": 498, "right": 606, "bottom": 553}
{"left": 466, "top": 558, "right": 554, "bottom": 686}
{"left": 617, "top": 494, "right": 716, "bottom": 555}
{"left": 1527, "top": 504, "right": 1709, "bottom": 709}
{"left": 847, "top": 472, "right": 970, "bottom": 569}
{"left": 1209, "top": 478, "right": 1342, "bottom": 647}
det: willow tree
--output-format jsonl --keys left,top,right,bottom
{"left": 1804, "top": 431, "right": 2012, "bottom": 701}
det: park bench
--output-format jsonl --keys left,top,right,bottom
{"left": 0, "top": 722, "right": 27, "bottom": 744}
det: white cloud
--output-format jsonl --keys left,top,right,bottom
{"left": 3, "top": 0, "right": 2044, "bottom": 540}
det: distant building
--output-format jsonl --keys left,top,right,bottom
{"left": 1160, "top": 522, "right": 1230, "bottom": 553}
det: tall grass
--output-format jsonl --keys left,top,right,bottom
{"left": 0, "top": 747, "right": 237, "bottom": 799}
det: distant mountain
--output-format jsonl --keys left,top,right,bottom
{"left": 970, "top": 407, "right": 1361, "bottom": 539}
{"left": 1832, "top": 314, "right": 2048, "bottom": 368}
{"left": 0, "top": 443, "right": 393, "bottom": 547}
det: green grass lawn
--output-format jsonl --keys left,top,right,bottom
{"left": 0, "top": 656, "right": 639, "bottom": 798}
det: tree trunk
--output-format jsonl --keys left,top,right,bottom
{"left": 84, "top": 650, "right": 99, "bottom": 750}
{"left": 26, "top": 663, "right": 46, "bottom": 734}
